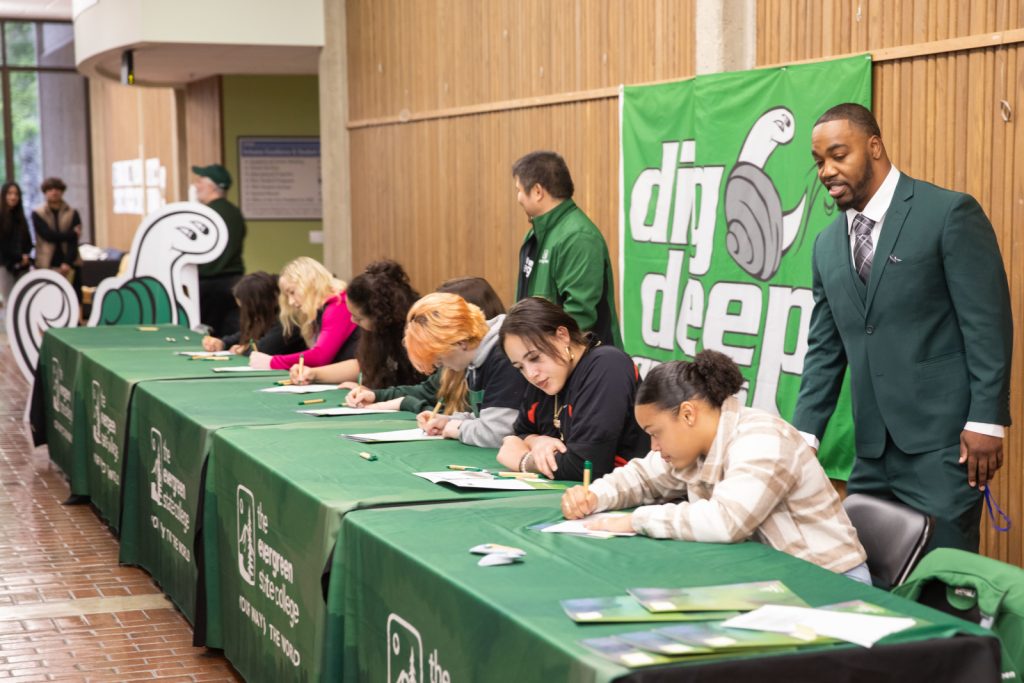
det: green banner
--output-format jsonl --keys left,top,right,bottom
{"left": 620, "top": 56, "right": 871, "bottom": 478}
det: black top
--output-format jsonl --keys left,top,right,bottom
{"left": 223, "top": 320, "right": 306, "bottom": 356}
{"left": 0, "top": 209, "right": 32, "bottom": 273}
{"left": 513, "top": 337, "right": 649, "bottom": 480}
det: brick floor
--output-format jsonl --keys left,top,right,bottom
{"left": 0, "top": 339, "right": 242, "bottom": 682}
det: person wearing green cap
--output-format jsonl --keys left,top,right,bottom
{"left": 193, "top": 163, "right": 246, "bottom": 337}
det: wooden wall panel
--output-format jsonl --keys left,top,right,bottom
{"left": 185, "top": 77, "right": 223, "bottom": 170}
{"left": 88, "top": 79, "right": 183, "bottom": 252}
{"left": 757, "top": 1, "right": 1024, "bottom": 566}
{"left": 347, "top": 0, "right": 695, "bottom": 308}
{"left": 347, "top": 0, "right": 695, "bottom": 120}
{"left": 757, "top": 0, "right": 1024, "bottom": 64}
{"left": 350, "top": 99, "right": 620, "bottom": 307}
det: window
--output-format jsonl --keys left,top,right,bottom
{"left": 0, "top": 20, "right": 91, "bottom": 240}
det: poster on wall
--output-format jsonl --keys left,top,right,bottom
{"left": 238, "top": 137, "right": 322, "bottom": 220}
{"left": 619, "top": 55, "right": 871, "bottom": 479}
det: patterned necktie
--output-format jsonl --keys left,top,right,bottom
{"left": 852, "top": 213, "right": 876, "bottom": 283}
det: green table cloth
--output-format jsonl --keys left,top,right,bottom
{"left": 119, "top": 377, "right": 361, "bottom": 624}
{"left": 336, "top": 497, "right": 999, "bottom": 683}
{"left": 37, "top": 324, "right": 198, "bottom": 481}
{"left": 76, "top": 347, "right": 284, "bottom": 529}
{"left": 201, "top": 420, "right": 564, "bottom": 682}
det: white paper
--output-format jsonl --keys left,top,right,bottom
{"left": 722, "top": 605, "right": 916, "bottom": 648}
{"left": 297, "top": 406, "right": 400, "bottom": 417}
{"left": 175, "top": 350, "right": 233, "bottom": 357}
{"left": 212, "top": 366, "right": 286, "bottom": 373}
{"left": 260, "top": 384, "right": 339, "bottom": 394}
{"left": 342, "top": 429, "right": 443, "bottom": 443}
{"left": 413, "top": 471, "right": 534, "bottom": 490}
{"left": 540, "top": 513, "right": 636, "bottom": 538}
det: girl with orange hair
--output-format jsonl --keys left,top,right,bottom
{"left": 401, "top": 292, "right": 527, "bottom": 447}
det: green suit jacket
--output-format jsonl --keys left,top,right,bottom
{"left": 792, "top": 174, "right": 1012, "bottom": 457}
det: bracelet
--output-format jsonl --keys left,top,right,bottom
{"left": 518, "top": 451, "right": 532, "bottom": 473}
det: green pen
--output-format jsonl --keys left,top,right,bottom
{"left": 358, "top": 451, "right": 377, "bottom": 461}
{"left": 447, "top": 465, "right": 485, "bottom": 472}
{"left": 583, "top": 460, "right": 593, "bottom": 496}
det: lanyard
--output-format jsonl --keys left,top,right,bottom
{"left": 983, "top": 487, "right": 1011, "bottom": 532}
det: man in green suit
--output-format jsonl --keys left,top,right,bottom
{"left": 793, "top": 103, "right": 1012, "bottom": 552}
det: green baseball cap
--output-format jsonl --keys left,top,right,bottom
{"left": 192, "top": 164, "right": 232, "bottom": 189}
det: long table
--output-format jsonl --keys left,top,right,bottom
{"left": 336, "top": 496, "right": 1001, "bottom": 682}
{"left": 77, "top": 347, "right": 283, "bottom": 530}
{"left": 119, "top": 376, "right": 356, "bottom": 624}
{"left": 36, "top": 324, "right": 198, "bottom": 483}
{"left": 200, "top": 420, "right": 564, "bottom": 682}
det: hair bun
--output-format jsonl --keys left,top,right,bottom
{"left": 691, "top": 349, "right": 744, "bottom": 404}
{"left": 365, "top": 259, "right": 409, "bottom": 283}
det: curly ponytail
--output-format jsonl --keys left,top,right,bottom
{"left": 636, "top": 350, "right": 744, "bottom": 411}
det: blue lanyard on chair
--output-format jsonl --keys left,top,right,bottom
{"left": 984, "top": 488, "right": 1011, "bottom": 532}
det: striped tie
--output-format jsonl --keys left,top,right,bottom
{"left": 852, "top": 213, "right": 875, "bottom": 283}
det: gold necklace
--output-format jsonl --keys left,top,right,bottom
{"left": 553, "top": 394, "right": 566, "bottom": 439}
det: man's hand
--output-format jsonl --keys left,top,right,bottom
{"left": 959, "top": 430, "right": 1003, "bottom": 491}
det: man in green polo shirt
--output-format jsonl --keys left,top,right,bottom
{"left": 192, "top": 164, "right": 246, "bottom": 337}
{"left": 512, "top": 151, "right": 621, "bottom": 348}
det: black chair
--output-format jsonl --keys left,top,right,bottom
{"left": 842, "top": 493, "right": 934, "bottom": 589}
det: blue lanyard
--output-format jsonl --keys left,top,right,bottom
{"left": 984, "top": 488, "right": 1011, "bottom": 532}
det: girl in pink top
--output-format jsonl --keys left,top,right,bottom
{"left": 248, "top": 257, "right": 358, "bottom": 370}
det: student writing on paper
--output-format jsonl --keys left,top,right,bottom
{"left": 248, "top": 257, "right": 359, "bottom": 371}
{"left": 201, "top": 272, "right": 305, "bottom": 356}
{"left": 496, "top": 297, "right": 648, "bottom": 481}
{"left": 345, "top": 276, "right": 506, "bottom": 414}
{"left": 396, "top": 292, "right": 527, "bottom": 447}
{"left": 561, "top": 351, "right": 870, "bottom": 582}
{"left": 289, "top": 260, "right": 425, "bottom": 388}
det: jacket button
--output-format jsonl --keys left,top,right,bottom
{"left": 865, "top": 325, "right": 874, "bottom": 335}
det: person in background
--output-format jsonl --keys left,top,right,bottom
{"left": 512, "top": 150, "right": 621, "bottom": 347}
{"left": 398, "top": 292, "right": 526, "bottom": 448}
{"left": 0, "top": 181, "right": 32, "bottom": 304}
{"left": 202, "top": 271, "right": 304, "bottom": 356}
{"left": 192, "top": 164, "right": 246, "bottom": 338}
{"left": 249, "top": 256, "right": 358, "bottom": 371}
{"left": 289, "top": 259, "right": 425, "bottom": 388}
{"left": 32, "top": 177, "right": 82, "bottom": 299}
{"left": 561, "top": 350, "right": 869, "bottom": 583}
{"left": 497, "top": 297, "right": 648, "bottom": 481}
{"left": 344, "top": 276, "right": 506, "bottom": 413}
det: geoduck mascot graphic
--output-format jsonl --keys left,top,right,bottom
{"left": 5, "top": 202, "right": 227, "bottom": 384}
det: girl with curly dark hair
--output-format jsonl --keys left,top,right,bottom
{"left": 290, "top": 260, "right": 424, "bottom": 388}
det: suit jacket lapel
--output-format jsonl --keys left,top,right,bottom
{"left": 865, "top": 174, "right": 914, "bottom": 313}
{"left": 834, "top": 219, "right": 866, "bottom": 317}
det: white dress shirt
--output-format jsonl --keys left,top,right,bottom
{"left": 801, "top": 166, "right": 1003, "bottom": 451}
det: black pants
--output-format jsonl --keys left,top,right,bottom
{"left": 199, "top": 274, "right": 242, "bottom": 338}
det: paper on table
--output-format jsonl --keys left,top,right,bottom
{"left": 297, "top": 406, "right": 400, "bottom": 416}
{"left": 341, "top": 429, "right": 443, "bottom": 443}
{"left": 722, "top": 605, "right": 916, "bottom": 648}
{"left": 212, "top": 366, "right": 286, "bottom": 373}
{"left": 540, "top": 513, "right": 636, "bottom": 538}
{"left": 175, "top": 350, "right": 233, "bottom": 357}
{"left": 261, "top": 384, "right": 340, "bottom": 394}
{"left": 414, "top": 471, "right": 534, "bottom": 490}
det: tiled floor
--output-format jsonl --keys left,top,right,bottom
{"left": 0, "top": 340, "right": 242, "bottom": 682}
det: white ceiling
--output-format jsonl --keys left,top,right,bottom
{"left": 0, "top": 0, "right": 72, "bottom": 21}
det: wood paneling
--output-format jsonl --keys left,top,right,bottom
{"left": 185, "top": 77, "right": 223, "bottom": 170}
{"left": 88, "top": 79, "right": 183, "bottom": 251}
{"left": 347, "top": 0, "right": 695, "bottom": 121}
{"left": 347, "top": 0, "right": 695, "bottom": 308}
{"left": 758, "top": 1, "right": 1024, "bottom": 567}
